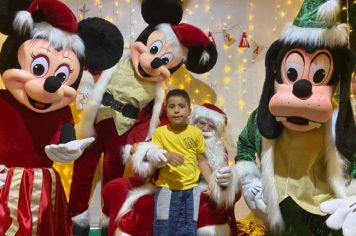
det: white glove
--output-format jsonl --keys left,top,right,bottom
{"left": 0, "top": 165, "right": 8, "bottom": 189}
{"left": 215, "top": 166, "right": 232, "bottom": 187}
{"left": 320, "top": 196, "right": 356, "bottom": 236}
{"left": 75, "top": 71, "right": 95, "bottom": 110}
{"left": 241, "top": 175, "right": 267, "bottom": 213}
{"left": 72, "top": 209, "right": 90, "bottom": 228}
{"left": 45, "top": 137, "right": 95, "bottom": 163}
{"left": 146, "top": 146, "right": 167, "bottom": 167}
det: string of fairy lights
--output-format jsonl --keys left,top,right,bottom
{"left": 0, "top": 0, "right": 355, "bottom": 137}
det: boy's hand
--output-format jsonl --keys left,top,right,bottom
{"left": 165, "top": 152, "right": 184, "bottom": 167}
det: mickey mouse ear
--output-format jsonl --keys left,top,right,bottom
{"left": 141, "top": 0, "right": 183, "bottom": 26}
{"left": 77, "top": 17, "right": 124, "bottom": 71}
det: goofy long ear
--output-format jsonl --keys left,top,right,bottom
{"left": 335, "top": 48, "right": 356, "bottom": 159}
{"left": 257, "top": 40, "right": 283, "bottom": 139}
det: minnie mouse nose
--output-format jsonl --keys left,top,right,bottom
{"left": 44, "top": 76, "right": 62, "bottom": 93}
{"left": 292, "top": 79, "right": 312, "bottom": 98}
{"left": 151, "top": 57, "right": 163, "bottom": 69}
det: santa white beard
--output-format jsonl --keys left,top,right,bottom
{"left": 204, "top": 135, "right": 226, "bottom": 171}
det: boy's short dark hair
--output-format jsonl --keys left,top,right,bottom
{"left": 165, "top": 89, "right": 190, "bottom": 107}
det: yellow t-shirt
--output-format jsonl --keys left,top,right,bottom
{"left": 152, "top": 124, "right": 206, "bottom": 190}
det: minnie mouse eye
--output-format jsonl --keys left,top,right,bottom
{"left": 150, "top": 40, "right": 163, "bottom": 54}
{"left": 54, "top": 64, "right": 71, "bottom": 84}
{"left": 31, "top": 54, "right": 49, "bottom": 77}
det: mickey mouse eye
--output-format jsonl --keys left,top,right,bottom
{"left": 54, "top": 64, "right": 71, "bottom": 83}
{"left": 160, "top": 53, "right": 173, "bottom": 65}
{"left": 150, "top": 40, "right": 163, "bottom": 54}
{"left": 31, "top": 54, "right": 49, "bottom": 77}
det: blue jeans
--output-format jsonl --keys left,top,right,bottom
{"left": 153, "top": 187, "right": 200, "bottom": 236}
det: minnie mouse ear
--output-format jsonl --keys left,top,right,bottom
{"left": 172, "top": 23, "right": 218, "bottom": 74}
{"left": 0, "top": 0, "right": 32, "bottom": 35}
{"left": 77, "top": 17, "right": 124, "bottom": 71}
{"left": 141, "top": 0, "right": 182, "bottom": 26}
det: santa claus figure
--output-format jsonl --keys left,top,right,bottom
{"left": 101, "top": 103, "right": 241, "bottom": 236}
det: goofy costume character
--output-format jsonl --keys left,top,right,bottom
{"left": 233, "top": 0, "right": 356, "bottom": 235}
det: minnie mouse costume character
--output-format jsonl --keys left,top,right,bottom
{"left": 0, "top": 0, "right": 123, "bottom": 235}
{"left": 68, "top": 0, "right": 218, "bottom": 232}
{"left": 234, "top": 0, "right": 356, "bottom": 235}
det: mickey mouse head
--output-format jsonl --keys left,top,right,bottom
{"left": 130, "top": 0, "right": 218, "bottom": 83}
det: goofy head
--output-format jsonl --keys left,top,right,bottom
{"left": 257, "top": 0, "right": 356, "bottom": 159}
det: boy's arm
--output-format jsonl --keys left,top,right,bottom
{"left": 198, "top": 153, "right": 212, "bottom": 184}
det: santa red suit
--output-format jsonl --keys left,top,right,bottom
{"left": 102, "top": 103, "right": 242, "bottom": 236}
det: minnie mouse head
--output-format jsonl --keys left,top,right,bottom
{"left": 130, "top": 0, "right": 218, "bottom": 82}
{"left": 0, "top": 0, "right": 123, "bottom": 113}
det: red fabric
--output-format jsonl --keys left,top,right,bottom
{"left": 27, "top": 0, "right": 78, "bottom": 33}
{"left": 0, "top": 168, "right": 71, "bottom": 236}
{"left": 104, "top": 180, "right": 241, "bottom": 236}
{"left": 69, "top": 104, "right": 154, "bottom": 216}
{"left": 0, "top": 90, "right": 73, "bottom": 167}
{"left": 172, "top": 23, "right": 211, "bottom": 49}
{"left": 102, "top": 177, "right": 145, "bottom": 236}
{"left": 118, "top": 195, "right": 154, "bottom": 236}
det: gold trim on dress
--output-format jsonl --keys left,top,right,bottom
{"left": 6, "top": 167, "right": 24, "bottom": 236}
{"left": 31, "top": 169, "right": 43, "bottom": 236}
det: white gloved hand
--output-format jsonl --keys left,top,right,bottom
{"left": 215, "top": 166, "right": 232, "bottom": 187}
{"left": 0, "top": 165, "right": 8, "bottom": 189}
{"left": 320, "top": 196, "right": 356, "bottom": 236}
{"left": 75, "top": 71, "right": 95, "bottom": 110}
{"left": 241, "top": 175, "right": 267, "bottom": 213}
{"left": 72, "top": 210, "right": 90, "bottom": 228}
{"left": 45, "top": 137, "right": 95, "bottom": 163}
{"left": 146, "top": 146, "right": 167, "bottom": 167}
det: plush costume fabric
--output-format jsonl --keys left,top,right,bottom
{"left": 235, "top": 109, "right": 355, "bottom": 235}
{"left": 69, "top": 58, "right": 158, "bottom": 215}
{"left": 0, "top": 90, "right": 72, "bottom": 235}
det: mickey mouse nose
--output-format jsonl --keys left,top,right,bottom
{"left": 292, "top": 79, "right": 312, "bottom": 98}
{"left": 151, "top": 57, "right": 163, "bottom": 69}
{"left": 44, "top": 76, "right": 62, "bottom": 93}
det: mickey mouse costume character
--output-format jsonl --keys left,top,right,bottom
{"left": 68, "top": 0, "right": 217, "bottom": 233}
{"left": 100, "top": 103, "right": 241, "bottom": 236}
{"left": 0, "top": 0, "right": 123, "bottom": 235}
{"left": 234, "top": 0, "right": 356, "bottom": 235}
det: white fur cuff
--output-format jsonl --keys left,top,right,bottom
{"left": 234, "top": 160, "right": 261, "bottom": 181}
{"left": 209, "top": 168, "right": 240, "bottom": 209}
{"left": 131, "top": 142, "right": 157, "bottom": 178}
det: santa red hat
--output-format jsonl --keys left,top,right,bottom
{"left": 13, "top": 0, "right": 84, "bottom": 57}
{"left": 189, "top": 103, "right": 227, "bottom": 135}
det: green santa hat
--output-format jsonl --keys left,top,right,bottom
{"left": 281, "top": 0, "right": 349, "bottom": 47}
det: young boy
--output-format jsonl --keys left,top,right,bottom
{"left": 151, "top": 89, "right": 212, "bottom": 236}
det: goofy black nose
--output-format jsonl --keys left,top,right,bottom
{"left": 44, "top": 76, "right": 62, "bottom": 93}
{"left": 151, "top": 57, "right": 163, "bottom": 69}
{"left": 292, "top": 79, "right": 312, "bottom": 98}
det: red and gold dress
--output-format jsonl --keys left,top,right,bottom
{"left": 0, "top": 90, "right": 72, "bottom": 236}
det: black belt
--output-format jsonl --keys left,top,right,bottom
{"left": 101, "top": 91, "right": 139, "bottom": 119}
